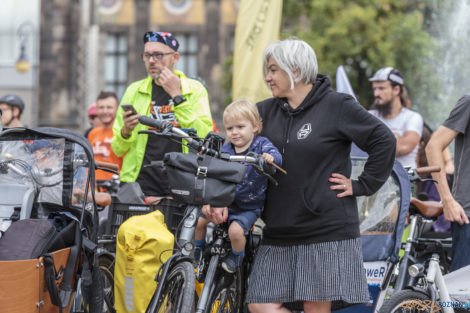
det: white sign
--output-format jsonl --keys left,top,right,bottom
{"left": 363, "top": 261, "right": 390, "bottom": 286}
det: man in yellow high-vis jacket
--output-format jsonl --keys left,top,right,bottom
{"left": 112, "top": 31, "right": 213, "bottom": 197}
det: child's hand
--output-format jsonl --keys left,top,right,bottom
{"left": 261, "top": 153, "right": 274, "bottom": 164}
{"left": 202, "top": 205, "right": 228, "bottom": 224}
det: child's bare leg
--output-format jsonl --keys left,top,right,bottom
{"left": 195, "top": 216, "right": 210, "bottom": 241}
{"left": 194, "top": 216, "right": 210, "bottom": 260}
{"left": 222, "top": 221, "right": 246, "bottom": 273}
{"left": 228, "top": 221, "right": 246, "bottom": 252}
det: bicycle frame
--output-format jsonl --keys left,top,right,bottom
{"left": 145, "top": 204, "right": 200, "bottom": 313}
{"left": 196, "top": 238, "right": 223, "bottom": 313}
{"left": 425, "top": 254, "right": 453, "bottom": 313}
{"left": 393, "top": 215, "right": 422, "bottom": 292}
{"left": 178, "top": 205, "right": 201, "bottom": 253}
{"left": 196, "top": 222, "right": 248, "bottom": 313}
{"left": 386, "top": 208, "right": 452, "bottom": 298}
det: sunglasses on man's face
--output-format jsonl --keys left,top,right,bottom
{"left": 89, "top": 115, "right": 97, "bottom": 120}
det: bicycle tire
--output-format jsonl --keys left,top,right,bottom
{"left": 151, "top": 261, "right": 195, "bottom": 313}
{"left": 99, "top": 254, "right": 115, "bottom": 313}
{"left": 378, "top": 289, "right": 442, "bottom": 313}
{"left": 206, "top": 267, "right": 245, "bottom": 313}
{"left": 69, "top": 254, "right": 116, "bottom": 313}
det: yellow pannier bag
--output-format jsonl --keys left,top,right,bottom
{"left": 114, "top": 210, "right": 174, "bottom": 313}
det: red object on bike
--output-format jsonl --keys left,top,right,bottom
{"left": 212, "top": 119, "right": 219, "bottom": 133}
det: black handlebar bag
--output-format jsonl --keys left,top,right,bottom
{"left": 163, "top": 152, "right": 247, "bottom": 207}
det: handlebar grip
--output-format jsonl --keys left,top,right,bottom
{"left": 415, "top": 165, "right": 441, "bottom": 175}
{"left": 95, "top": 161, "right": 119, "bottom": 171}
{"left": 138, "top": 115, "right": 170, "bottom": 130}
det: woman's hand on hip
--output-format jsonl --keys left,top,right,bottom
{"left": 329, "top": 173, "right": 353, "bottom": 198}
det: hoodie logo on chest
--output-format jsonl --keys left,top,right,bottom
{"left": 297, "top": 123, "right": 312, "bottom": 140}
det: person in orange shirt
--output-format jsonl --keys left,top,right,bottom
{"left": 88, "top": 91, "right": 123, "bottom": 181}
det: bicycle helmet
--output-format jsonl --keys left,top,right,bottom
{"left": 29, "top": 139, "right": 62, "bottom": 152}
{"left": 0, "top": 94, "right": 25, "bottom": 113}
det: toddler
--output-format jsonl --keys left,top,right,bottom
{"left": 194, "top": 99, "right": 282, "bottom": 273}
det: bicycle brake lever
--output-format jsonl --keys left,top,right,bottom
{"left": 252, "top": 163, "right": 279, "bottom": 186}
{"left": 138, "top": 130, "right": 178, "bottom": 140}
{"left": 421, "top": 178, "right": 438, "bottom": 184}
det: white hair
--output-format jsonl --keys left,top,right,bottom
{"left": 263, "top": 38, "right": 318, "bottom": 89}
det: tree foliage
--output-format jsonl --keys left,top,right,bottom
{"left": 222, "top": 0, "right": 463, "bottom": 127}
{"left": 282, "top": 0, "right": 436, "bottom": 111}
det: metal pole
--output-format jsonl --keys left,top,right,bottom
{"left": 16, "top": 21, "right": 38, "bottom": 127}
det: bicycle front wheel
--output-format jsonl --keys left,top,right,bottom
{"left": 152, "top": 261, "right": 195, "bottom": 313}
{"left": 378, "top": 289, "right": 442, "bottom": 313}
{"left": 99, "top": 254, "right": 115, "bottom": 312}
{"left": 69, "top": 254, "right": 115, "bottom": 313}
{"left": 207, "top": 267, "right": 245, "bottom": 313}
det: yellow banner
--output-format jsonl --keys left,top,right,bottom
{"left": 232, "top": 0, "right": 282, "bottom": 103}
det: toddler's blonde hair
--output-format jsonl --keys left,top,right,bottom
{"left": 223, "top": 99, "right": 262, "bottom": 135}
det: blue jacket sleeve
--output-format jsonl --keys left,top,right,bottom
{"left": 259, "top": 136, "right": 282, "bottom": 166}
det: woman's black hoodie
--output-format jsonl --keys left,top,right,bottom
{"left": 257, "top": 74, "right": 396, "bottom": 245}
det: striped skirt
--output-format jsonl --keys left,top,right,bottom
{"left": 245, "top": 238, "right": 370, "bottom": 311}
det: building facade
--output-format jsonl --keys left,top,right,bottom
{"left": 36, "top": 0, "right": 238, "bottom": 131}
{"left": 0, "top": 0, "right": 40, "bottom": 128}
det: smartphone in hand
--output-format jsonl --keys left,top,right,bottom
{"left": 121, "top": 103, "right": 137, "bottom": 115}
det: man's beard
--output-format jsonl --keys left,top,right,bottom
{"left": 148, "top": 71, "right": 160, "bottom": 80}
{"left": 372, "top": 98, "right": 393, "bottom": 117}
{"left": 147, "top": 63, "right": 174, "bottom": 82}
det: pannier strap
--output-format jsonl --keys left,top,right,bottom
{"left": 197, "top": 166, "right": 208, "bottom": 177}
{"left": 59, "top": 222, "right": 82, "bottom": 307}
{"left": 43, "top": 253, "right": 63, "bottom": 313}
{"left": 10, "top": 207, "right": 21, "bottom": 222}
{"left": 43, "top": 221, "right": 82, "bottom": 310}
{"left": 194, "top": 156, "right": 212, "bottom": 203}
{"left": 196, "top": 155, "right": 212, "bottom": 177}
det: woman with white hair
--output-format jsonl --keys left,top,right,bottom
{"left": 246, "top": 37, "right": 396, "bottom": 312}
{"left": 208, "top": 38, "right": 397, "bottom": 312}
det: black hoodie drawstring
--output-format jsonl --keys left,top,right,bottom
{"left": 282, "top": 102, "right": 293, "bottom": 154}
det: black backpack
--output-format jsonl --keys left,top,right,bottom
{"left": 0, "top": 218, "right": 76, "bottom": 260}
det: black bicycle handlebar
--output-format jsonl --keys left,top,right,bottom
{"left": 138, "top": 115, "right": 204, "bottom": 151}
{"left": 137, "top": 116, "right": 280, "bottom": 184}
{"left": 138, "top": 115, "right": 173, "bottom": 131}
{"left": 407, "top": 166, "right": 441, "bottom": 184}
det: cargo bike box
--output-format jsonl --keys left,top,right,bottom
{"left": 0, "top": 127, "right": 104, "bottom": 313}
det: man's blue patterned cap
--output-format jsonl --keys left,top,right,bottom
{"left": 143, "top": 31, "right": 179, "bottom": 51}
